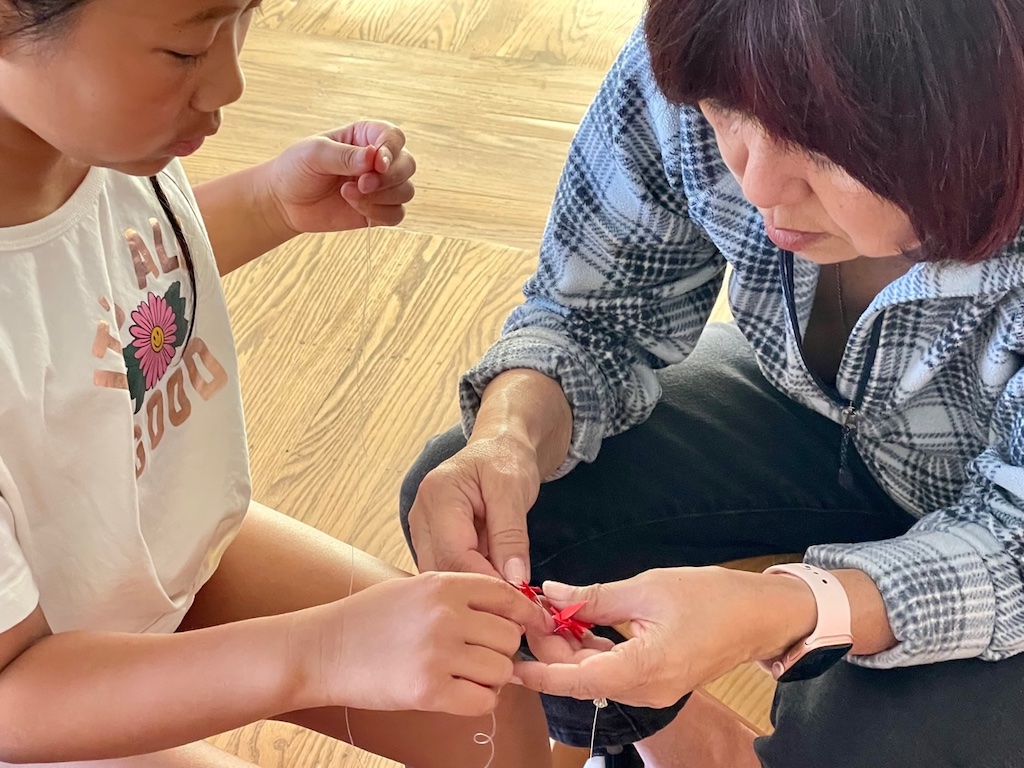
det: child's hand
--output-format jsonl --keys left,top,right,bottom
{"left": 299, "top": 572, "right": 553, "bottom": 717}
{"left": 264, "top": 121, "right": 415, "bottom": 235}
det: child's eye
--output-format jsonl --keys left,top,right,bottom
{"left": 165, "top": 50, "right": 207, "bottom": 65}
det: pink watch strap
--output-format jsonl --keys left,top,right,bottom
{"left": 760, "top": 563, "right": 853, "bottom": 680}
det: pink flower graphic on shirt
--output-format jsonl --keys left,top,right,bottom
{"left": 129, "top": 292, "right": 179, "bottom": 390}
{"left": 122, "top": 281, "right": 190, "bottom": 413}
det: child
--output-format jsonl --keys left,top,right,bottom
{"left": 0, "top": 1, "right": 554, "bottom": 766}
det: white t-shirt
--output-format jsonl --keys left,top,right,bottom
{"left": 0, "top": 161, "right": 251, "bottom": 635}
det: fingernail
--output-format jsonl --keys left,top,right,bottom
{"left": 509, "top": 674, "right": 524, "bottom": 686}
{"left": 542, "top": 581, "right": 574, "bottom": 600}
{"left": 380, "top": 148, "right": 393, "bottom": 168}
{"left": 504, "top": 557, "right": 528, "bottom": 585}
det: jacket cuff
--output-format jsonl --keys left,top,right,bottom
{"left": 807, "top": 525, "right": 1001, "bottom": 667}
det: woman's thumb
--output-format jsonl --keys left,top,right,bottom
{"left": 542, "top": 580, "right": 633, "bottom": 625}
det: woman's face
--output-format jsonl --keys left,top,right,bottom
{"left": 700, "top": 102, "right": 920, "bottom": 263}
{"left": 0, "top": 0, "right": 260, "bottom": 177}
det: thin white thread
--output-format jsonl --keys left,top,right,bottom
{"left": 343, "top": 204, "right": 502, "bottom": 767}
{"left": 342, "top": 216, "right": 374, "bottom": 768}
{"left": 473, "top": 705, "right": 498, "bottom": 768}
{"left": 590, "top": 698, "right": 608, "bottom": 759}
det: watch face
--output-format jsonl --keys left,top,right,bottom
{"left": 777, "top": 644, "right": 853, "bottom": 683}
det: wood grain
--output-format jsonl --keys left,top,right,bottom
{"left": 221, "top": 227, "right": 537, "bottom": 566}
{"left": 208, "top": 720, "right": 396, "bottom": 768}
{"left": 186, "top": 25, "right": 612, "bottom": 250}
{"left": 256, "top": 0, "right": 646, "bottom": 69}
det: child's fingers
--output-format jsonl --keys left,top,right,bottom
{"left": 351, "top": 152, "right": 415, "bottom": 195}
{"left": 454, "top": 644, "right": 516, "bottom": 689}
{"left": 371, "top": 125, "right": 408, "bottom": 173}
{"left": 342, "top": 185, "right": 414, "bottom": 226}
{"left": 439, "top": 678, "right": 500, "bottom": 718}
{"left": 463, "top": 612, "right": 528, "bottom": 658}
{"left": 351, "top": 181, "right": 416, "bottom": 206}
{"left": 350, "top": 201, "right": 408, "bottom": 227}
{"left": 344, "top": 180, "right": 415, "bottom": 203}
{"left": 378, "top": 149, "right": 417, "bottom": 182}
{"left": 357, "top": 173, "right": 383, "bottom": 195}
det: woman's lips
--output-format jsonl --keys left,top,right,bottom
{"left": 764, "top": 222, "right": 828, "bottom": 252}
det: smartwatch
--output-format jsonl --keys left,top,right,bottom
{"left": 759, "top": 563, "right": 854, "bottom": 683}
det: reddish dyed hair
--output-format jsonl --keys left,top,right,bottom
{"left": 645, "top": 0, "right": 1024, "bottom": 263}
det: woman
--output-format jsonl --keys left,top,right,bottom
{"left": 402, "top": 0, "right": 1024, "bottom": 765}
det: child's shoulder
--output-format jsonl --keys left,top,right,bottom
{"left": 0, "top": 160, "right": 197, "bottom": 256}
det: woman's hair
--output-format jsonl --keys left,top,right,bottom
{"left": 3, "top": 0, "right": 199, "bottom": 346}
{"left": 645, "top": 0, "right": 1024, "bottom": 264}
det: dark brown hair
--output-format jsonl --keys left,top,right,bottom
{"left": 645, "top": 0, "right": 1024, "bottom": 263}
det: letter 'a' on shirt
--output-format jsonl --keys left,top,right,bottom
{"left": 0, "top": 161, "right": 251, "bottom": 636}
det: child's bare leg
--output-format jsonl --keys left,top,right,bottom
{"left": 284, "top": 686, "right": 549, "bottom": 768}
{"left": 181, "top": 502, "right": 552, "bottom": 768}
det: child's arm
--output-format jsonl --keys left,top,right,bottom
{"left": 0, "top": 605, "right": 313, "bottom": 763}
{"left": 194, "top": 122, "right": 414, "bottom": 276}
{"left": 0, "top": 574, "right": 546, "bottom": 764}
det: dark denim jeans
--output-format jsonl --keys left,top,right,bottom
{"left": 400, "top": 324, "right": 1024, "bottom": 767}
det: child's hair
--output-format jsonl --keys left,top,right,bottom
{"left": 150, "top": 178, "right": 198, "bottom": 355}
{"left": 645, "top": 0, "right": 1024, "bottom": 265}
{"left": 1, "top": 0, "right": 91, "bottom": 38}
{"left": 2, "top": 1, "right": 200, "bottom": 347}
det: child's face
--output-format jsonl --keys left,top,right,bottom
{"left": 0, "top": 0, "right": 261, "bottom": 176}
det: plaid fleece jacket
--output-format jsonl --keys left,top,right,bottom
{"left": 460, "top": 27, "right": 1024, "bottom": 669}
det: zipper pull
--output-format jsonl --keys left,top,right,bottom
{"left": 838, "top": 405, "right": 858, "bottom": 492}
{"left": 842, "top": 405, "right": 859, "bottom": 433}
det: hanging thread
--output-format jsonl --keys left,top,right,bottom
{"left": 341, "top": 215, "right": 375, "bottom": 768}
{"left": 342, "top": 212, "right": 499, "bottom": 767}
{"left": 473, "top": 706, "right": 499, "bottom": 768}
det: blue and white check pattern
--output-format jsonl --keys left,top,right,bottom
{"left": 460, "top": 26, "right": 1024, "bottom": 668}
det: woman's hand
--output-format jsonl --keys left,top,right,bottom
{"left": 298, "top": 572, "right": 552, "bottom": 717}
{"left": 408, "top": 431, "right": 544, "bottom": 582}
{"left": 513, "top": 567, "right": 818, "bottom": 709}
{"left": 264, "top": 121, "right": 416, "bottom": 235}
{"left": 408, "top": 369, "right": 573, "bottom": 584}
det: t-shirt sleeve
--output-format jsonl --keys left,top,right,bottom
{"left": 0, "top": 494, "right": 39, "bottom": 634}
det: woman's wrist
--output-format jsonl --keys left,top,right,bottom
{"left": 473, "top": 369, "right": 572, "bottom": 478}
{"left": 833, "top": 568, "right": 897, "bottom": 656}
{"left": 736, "top": 566, "right": 897, "bottom": 664}
{"left": 735, "top": 569, "right": 819, "bottom": 661}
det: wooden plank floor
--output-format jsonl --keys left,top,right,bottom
{"left": 191, "top": 1, "right": 753, "bottom": 765}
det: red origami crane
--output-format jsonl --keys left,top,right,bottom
{"left": 516, "top": 582, "right": 595, "bottom": 641}
{"left": 517, "top": 581, "right": 544, "bottom": 605}
{"left": 549, "top": 601, "right": 594, "bottom": 642}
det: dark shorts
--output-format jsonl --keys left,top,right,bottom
{"left": 400, "top": 323, "right": 1024, "bottom": 767}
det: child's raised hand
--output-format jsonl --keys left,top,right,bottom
{"left": 295, "top": 572, "right": 553, "bottom": 717}
{"left": 263, "top": 121, "right": 415, "bottom": 235}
